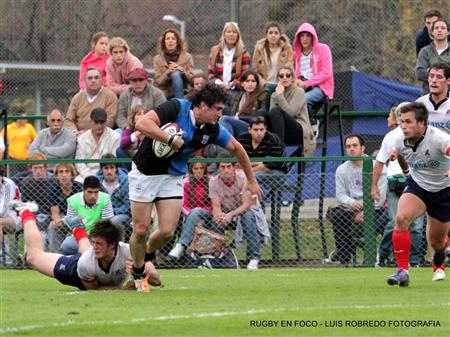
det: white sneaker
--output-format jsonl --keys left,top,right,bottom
{"left": 8, "top": 200, "right": 39, "bottom": 213}
{"left": 168, "top": 243, "right": 185, "bottom": 259}
{"left": 432, "top": 268, "right": 446, "bottom": 282}
{"left": 247, "top": 259, "right": 259, "bottom": 270}
{"left": 311, "top": 120, "right": 320, "bottom": 142}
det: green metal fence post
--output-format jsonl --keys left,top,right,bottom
{"left": 229, "top": 0, "right": 239, "bottom": 23}
{"left": 362, "top": 157, "right": 376, "bottom": 266}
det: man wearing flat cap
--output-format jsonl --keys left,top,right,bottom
{"left": 75, "top": 108, "right": 120, "bottom": 182}
{"left": 116, "top": 68, "right": 166, "bottom": 129}
{"left": 65, "top": 67, "right": 118, "bottom": 133}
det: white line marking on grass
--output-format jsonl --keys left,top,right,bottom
{"left": 275, "top": 274, "right": 290, "bottom": 277}
{"left": 172, "top": 275, "right": 207, "bottom": 278}
{"left": 162, "top": 286, "right": 191, "bottom": 290}
{"left": 2, "top": 302, "right": 448, "bottom": 334}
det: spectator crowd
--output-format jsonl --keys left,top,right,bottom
{"left": 1, "top": 10, "right": 449, "bottom": 270}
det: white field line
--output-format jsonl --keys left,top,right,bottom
{"left": 1, "top": 302, "right": 448, "bottom": 334}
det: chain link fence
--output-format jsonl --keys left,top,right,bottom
{"left": 1, "top": 0, "right": 449, "bottom": 116}
{"left": 1, "top": 157, "right": 403, "bottom": 270}
{"left": 1, "top": 0, "right": 445, "bottom": 269}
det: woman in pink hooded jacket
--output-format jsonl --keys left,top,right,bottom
{"left": 106, "top": 37, "right": 143, "bottom": 96}
{"left": 293, "top": 23, "right": 334, "bottom": 111}
{"left": 79, "top": 32, "right": 111, "bottom": 90}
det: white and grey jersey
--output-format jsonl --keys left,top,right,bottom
{"left": 377, "top": 127, "right": 402, "bottom": 162}
{"left": 416, "top": 94, "right": 450, "bottom": 134}
{"left": 376, "top": 127, "right": 404, "bottom": 176}
{"left": 77, "top": 242, "right": 131, "bottom": 286}
{"left": 393, "top": 126, "right": 450, "bottom": 192}
{"left": 335, "top": 159, "right": 387, "bottom": 209}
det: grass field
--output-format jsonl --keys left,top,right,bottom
{"left": 1, "top": 268, "right": 449, "bottom": 337}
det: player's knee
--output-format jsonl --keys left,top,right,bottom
{"left": 25, "top": 251, "right": 37, "bottom": 266}
{"left": 132, "top": 222, "right": 149, "bottom": 238}
{"left": 430, "top": 239, "right": 446, "bottom": 252}
{"left": 159, "top": 227, "right": 175, "bottom": 241}
{"left": 395, "top": 213, "right": 410, "bottom": 230}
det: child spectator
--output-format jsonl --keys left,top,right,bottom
{"left": 182, "top": 160, "right": 212, "bottom": 215}
{"left": 116, "top": 105, "right": 145, "bottom": 170}
{"left": 79, "top": 32, "right": 110, "bottom": 90}
{"left": 106, "top": 37, "right": 143, "bottom": 96}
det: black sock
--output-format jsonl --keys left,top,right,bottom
{"left": 132, "top": 265, "right": 145, "bottom": 279}
{"left": 144, "top": 252, "right": 156, "bottom": 262}
{"left": 433, "top": 250, "right": 446, "bottom": 268}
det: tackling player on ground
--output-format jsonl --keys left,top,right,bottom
{"left": 387, "top": 102, "right": 450, "bottom": 287}
{"left": 10, "top": 200, "right": 160, "bottom": 290}
{"left": 129, "top": 82, "right": 262, "bottom": 291}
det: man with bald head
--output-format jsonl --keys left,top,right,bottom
{"left": 29, "top": 109, "right": 77, "bottom": 159}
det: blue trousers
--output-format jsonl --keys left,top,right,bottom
{"left": 305, "top": 86, "right": 325, "bottom": 112}
{"left": 219, "top": 116, "right": 249, "bottom": 137}
{"left": 170, "top": 71, "right": 186, "bottom": 98}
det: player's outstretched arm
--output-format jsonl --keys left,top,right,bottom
{"left": 80, "top": 278, "right": 127, "bottom": 291}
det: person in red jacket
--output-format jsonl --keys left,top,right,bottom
{"left": 79, "top": 32, "right": 111, "bottom": 90}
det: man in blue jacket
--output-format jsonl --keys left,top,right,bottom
{"left": 97, "top": 154, "right": 131, "bottom": 238}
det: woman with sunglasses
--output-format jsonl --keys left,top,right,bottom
{"left": 208, "top": 22, "right": 251, "bottom": 101}
{"left": 153, "top": 29, "right": 194, "bottom": 98}
{"left": 79, "top": 32, "right": 110, "bottom": 90}
{"left": 252, "top": 22, "right": 293, "bottom": 93}
{"left": 220, "top": 69, "right": 270, "bottom": 136}
{"left": 262, "top": 65, "right": 315, "bottom": 156}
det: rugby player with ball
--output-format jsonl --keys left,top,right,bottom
{"left": 128, "top": 82, "right": 262, "bottom": 292}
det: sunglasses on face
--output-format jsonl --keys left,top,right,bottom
{"left": 278, "top": 73, "right": 292, "bottom": 79}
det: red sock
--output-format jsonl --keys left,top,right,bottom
{"left": 73, "top": 228, "right": 88, "bottom": 242}
{"left": 432, "top": 236, "right": 448, "bottom": 271}
{"left": 432, "top": 262, "right": 445, "bottom": 272}
{"left": 392, "top": 229, "right": 411, "bottom": 270}
{"left": 20, "top": 210, "right": 36, "bottom": 224}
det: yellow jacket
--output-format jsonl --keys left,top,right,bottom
{"left": 1, "top": 122, "right": 37, "bottom": 160}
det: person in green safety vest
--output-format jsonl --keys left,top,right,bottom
{"left": 60, "top": 176, "right": 114, "bottom": 255}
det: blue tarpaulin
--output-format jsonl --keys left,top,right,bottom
{"left": 282, "top": 71, "right": 423, "bottom": 201}
{"left": 352, "top": 71, "right": 422, "bottom": 111}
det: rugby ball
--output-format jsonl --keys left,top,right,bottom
{"left": 152, "top": 123, "right": 181, "bottom": 158}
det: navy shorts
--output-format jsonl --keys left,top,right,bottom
{"left": 53, "top": 253, "right": 86, "bottom": 290}
{"left": 404, "top": 177, "right": 450, "bottom": 223}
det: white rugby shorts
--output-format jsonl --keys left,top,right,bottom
{"left": 128, "top": 169, "right": 183, "bottom": 203}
